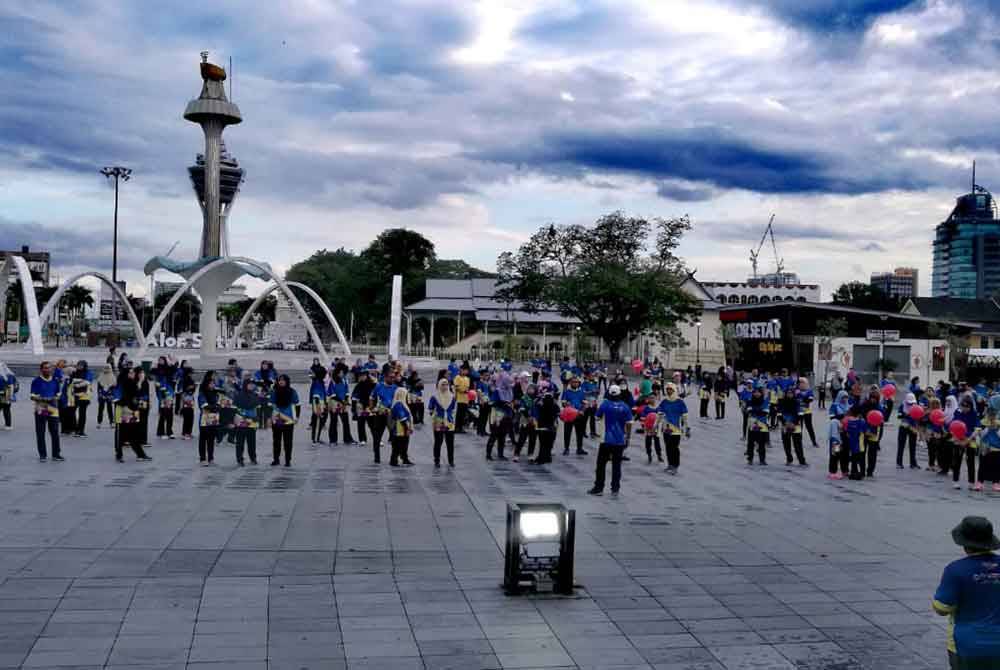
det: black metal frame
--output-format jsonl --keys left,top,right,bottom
{"left": 504, "top": 502, "right": 576, "bottom": 596}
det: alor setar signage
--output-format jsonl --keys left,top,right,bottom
{"left": 734, "top": 321, "right": 782, "bottom": 340}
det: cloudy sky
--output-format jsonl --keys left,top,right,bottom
{"left": 2, "top": 0, "right": 998, "bottom": 300}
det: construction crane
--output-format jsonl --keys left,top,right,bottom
{"left": 749, "top": 214, "right": 784, "bottom": 281}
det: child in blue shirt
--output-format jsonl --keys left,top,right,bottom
{"left": 827, "top": 418, "right": 843, "bottom": 480}
{"left": 657, "top": 383, "right": 688, "bottom": 473}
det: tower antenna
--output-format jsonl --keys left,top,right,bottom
{"left": 973, "top": 159, "right": 977, "bottom": 193}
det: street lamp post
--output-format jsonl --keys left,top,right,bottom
{"left": 100, "top": 166, "right": 131, "bottom": 331}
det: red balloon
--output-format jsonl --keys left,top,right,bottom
{"left": 866, "top": 410, "right": 884, "bottom": 427}
{"left": 466, "top": 390, "right": 476, "bottom": 403}
{"left": 908, "top": 405, "right": 925, "bottom": 421}
{"left": 632, "top": 406, "right": 641, "bottom": 415}
{"left": 559, "top": 406, "right": 579, "bottom": 423}
{"left": 631, "top": 359, "right": 644, "bottom": 372}
{"left": 643, "top": 413, "right": 658, "bottom": 430}
{"left": 949, "top": 421, "right": 968, "bottom": 441}
{"left": 930, "top": 409, "right": 945, "bottom": 426}
{"left": 881, "top": 385, "right": 896, "bottom": 399}
{"left": 841, "top": 416, "right": 849, "bottom": 431}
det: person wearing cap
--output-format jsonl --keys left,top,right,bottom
{"left": 933, "top": 516, "right": 1000, "bottom": 668}
{"left": 588, "top": 384, "right": 632, "bottom": 497}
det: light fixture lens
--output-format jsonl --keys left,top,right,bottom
{"left": 520, "top": 511, "right": 560, "bottom": 540}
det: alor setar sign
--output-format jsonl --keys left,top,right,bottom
{"left": 734, "top": 321, "right": 782, "bottom": 340}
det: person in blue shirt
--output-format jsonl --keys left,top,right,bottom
{"left": 30, "top": 361, "right": 63, "bottom": 461}
{"left": 933, "top": 516, "right": 1000, "bottom": 667}
{"left": 827, "top": 417, "right": 844, "bottom": 480}
{"left": 778, "top": 388, "right": 807, "bottom": 467}
{"left": 363, "top": 355, "right": 380, "bottom": 373}
{"left": 197, "top": 371, "right": 221, "bottom": 465}
{"left": 844, "top": 405, "right": 867, "bottom": 480}
{"left": 736, "top": 379, "right": 752, "bottom": 442}
{"left": 370, "top": 371, "right": 399, "bottom": 461}
{"left": 475, "top": 373, "right": 493, "bottom": 437}
{"left": 561, "top": 377, "right": 588, "bottom": 456}
{"left": 746, "top": 385, "right": 769, "bottom": 466}
{"left": 697, "top": 373, "right": 711, "bottom": 419}
{"left": 388, "top": 387, "right": 414, "bottom": 467}
{"left": 233, "top": 378, "right": 260, "bottom": 466}
{"left": 428, "top": 378, "right": 457, "bottom": 467}
{"left": 859, "top": 387, "right": 886, "bottom": 478}
{"left": 582, "top": 373, "right": 600, "bottom": 438}
{"left": 447, "top": 358, "right": 460, "bottom": 381}
{"left": 57, "top": 364, "right": 77, "bottom": 437}
{"left": 308, "top": 361, "right": 328, "bottom": 445}
{"left": 796, "top": 378, "right": 818, "bottom": 448}
{"left": 270, "top": 374, "right": 300, "bottom": 467}
{"left": 657, "top": 382, "right": 688, "bottom": 474}
{"left": 588, "top": 385, "right": 633, "bottom": 497}
{"left": 951, "top": 396, "right": 982, "bottom": 491}
{"left": 153, "top": 356, "right": 177, "bottom": 439}
{"left": 897, "top": 393, "right": 921, "bottom": 469}
{"left": 326, "top": 370, "right": 354, "bottom": 444}
{"left": 0, "top": 361, "right": 16, "bottom": 430}
{"left": 638, "top": 395, "right": 661, "bottom": 464}
{"left": 487, "top": 373, "right": 515, "bottom": 460}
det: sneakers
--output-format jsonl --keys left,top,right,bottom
{"left": 512, "top": 456, "right": 519, "bottom": 463}
{"left": 610, "top": 490, "right": 620, "bottom": 499}
{"left": 587, "top": 487, "right": 603, "bottom": 496}
{"left": 576, "top": 449, "right": 588, "bottom": 456}
{"left": 39, "top": 456, "right": 47, "bottom": 462}
{"left": 52, "top": 456, "right": 64, "bottom": 462}
{"left": 954, "top": 482, "right": 962, "bottom": 489}
{"left": 138, "top": 456, "right": 152, "bottom": 462}
{"left": 974, "top": 482, "right": 984, "bottom": 491}
{"left": 828, "top": 472, "right": 843, "bottom": 480}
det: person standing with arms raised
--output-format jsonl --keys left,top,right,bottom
{"left": 588, "top": 384, "right": 632, "bottom": 498}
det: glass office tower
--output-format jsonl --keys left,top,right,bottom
{"left": 932, "top": 187, "right": 1000, "bottom": 299}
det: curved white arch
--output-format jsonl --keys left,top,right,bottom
{"left": 2, "top": 255, "right": 44, "bottom": 355}
{"left": 232, "top": 280, "right": 351, "bottom": 357}
{"left": 37, "top": 272, "right": 144, "bottom": 347}
{"left": 137, "top": 256, "right": 330, "bottom": 363}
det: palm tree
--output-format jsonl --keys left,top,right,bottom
{"left": 62, "top": 284, "right": 94, "bottom": 336}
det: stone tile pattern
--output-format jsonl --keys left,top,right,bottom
{"left": 0, "top": 390, "right": 987, "bottom": 669}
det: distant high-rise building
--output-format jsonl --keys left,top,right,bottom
{"left": 1, "top": 245, "right": 50, "bottom": 287}
{"left": 932, "top": 185, "right": 1000, "bottom": 299}
{"left": 871, "top": 267, "right": 918, "bottom": 299}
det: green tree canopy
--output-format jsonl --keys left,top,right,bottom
{"left": 496, "top": 211, "right": 701, "bottom": 361}
{"left": 831, "top": 281, "right": 901, "bottom": 311}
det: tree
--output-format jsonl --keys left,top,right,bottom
{"left": 831, "top": 281, "right": 901, "bottom": 311}
{"left": 496, "top": 211, "right": 701, "bottom": 361}
{"left": 428, "top": 259, "right": 495, "bottom": 279}
{"left": 62, "top": 284, "right": 94, "bottom": 336}
{"left": 286, "top": 248, "right": 371, "bottom": 337}
{"left": 154, "top": 290, "right": 201, "bottom": 335}
{"left": 717, "top": 323, "right": 739, "bottom": 368}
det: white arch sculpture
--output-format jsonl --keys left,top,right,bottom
{"left": 232, "top": 280, "right": 352, "bottom": 357}
{"left": 1, "top": 255, "right": 45, "bottom": 355}
{"left": 137, "top": 256, "right": 331, "bottom": 363}
{"left": 32, "top": 272, "right": 145, "bottom": 354}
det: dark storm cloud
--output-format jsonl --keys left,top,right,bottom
{"left": 0, "top": 219, "right": 164, "bottom": 273}
{"left": 745, "top": 0, "right": 920, "bottom": 33}
{"left": 656, "top": 182, "right": 716, "bottom": 202}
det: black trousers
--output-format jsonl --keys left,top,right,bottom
{"left": 272, "top": 425, "right": 294, "bottom": 464}
{"left": 355, "top": 415, "right": 369, "bottom": 443}
{"left": 35, "top": 415, "right": 60, "bottom": 458}
{"left": 802, "top": 413, "right": 817, "bottom": 446}
{"left": 157, "top": 407, "right": 174, "bottom": 437}
{"left": 593, "top": 443, "right": 625, "bottom": 492}
{"left": 829, "top": 447, "right": 849, "bottom": 475}
{"left": 817, "top": 390, "right": 826, "bottom": 409}
{"left": 0, "top": 403, "right": 9, "bottom": 428}
{"left": 746, "top": 432, "right": 767, "bottom": 464}
{"left": 535, "top": 430, "right": 555, "bottom": 464}
{"left": 310, "top": 410, "right": 327, "bottom": 443}
{"left": 563, "top": 415, "right": 586, "bottom": 453}
{"left": 477, "top": 405, "right": 491, "bottom": 436}
{"left": 515, "top": 424, "right": 536, "bottom": 456}
{"left": 235, "top": 427, "right": 256, "bottom": 463}
{"left": 75, "top": 400, "right": 89, "bottom": 435}
{"left": 455, "top": 403, "right": 468, "bottom": 432}
{"left": 663, "top": 433, "right": 681, "bottom": 468}
{"left": 953, "top": 446, "right": 976, "bottom": 484}
{"left": 849, "top": 450, "right": 866, "bottom": 480}
{"left": 138, "top": 409, "right": 149, "bottom": 445}
{"left": 198, "top": 426, "right": 217, "bottom": 462}
{"left": 115, "top": 422, "right": 148, "bottom": 460}
{"left": 896, "top": 429, "right": 918, "bottom": 467}
{"left": 371, "top": 413, "right": 388, "bottom": 447}
{"left": 741, "top": 410, "right": 749, "bottom": 440}
{"left": 181, "top": 408, "right": 194, "bottom": 437}
{"left": 390, "top": 435, "right": 410, "bottom": 465}
{"left": 433, "top": 430, "right": 455, "bottom": 465}
{"left": 487, "top": 417, "right": 513, "bottom": 458}
{"left": 699, "top": 398, "right": 709, "bottom": 418}
{"left": 782, "top": 431, "right": 806, "bottom": 464}
{"left": 59, "top": 407, "right": 76, "bottom": 434}
{"left": 328, "top": 412, "right": 353, "bottom": 443}
{"left": 586, "top": 407, "right": 597, "bottom": 436}
{"left": 866, "top": 439, "right": 880, "bottom": 476}
{"left": 715, "top": 398, "right": 725, "bottom": 419}
{"left": 97, "top": 398, "right": 111, "bottom": 426}
{"left": 928, "top": 437, "right": 942, "bottom": 469}
{"left": 645, "top": 434, "right": 662, "bottom": 461}
{"left": 409, "top": 402, "right": 424, "bottom": 425}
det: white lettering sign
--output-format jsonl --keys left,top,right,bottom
{"left": 145, "top": 332, "right": 204, "bottom": 349}
{"left": 866, "top": 329, "right": 900, "bottom": 342}
{"left": 733, "top": 321, "right": 782, "bottom": 340}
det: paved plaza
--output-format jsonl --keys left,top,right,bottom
{"left": 0, "top": 391, "right": 992, "bottom": 670}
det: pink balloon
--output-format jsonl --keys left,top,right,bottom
{"left": 866, "top": 410, "right": 884, "bottom": 427}
{"left": 949, "top": 421, "right": 968, "bottom": 441}
{"left": 559, "top": 406, "right": 579, "bottom": 423}
{"left": 881, "top": 385, "right": 896, "bottom": 399}
{"left": 908, "top": 405, "right": 925, "bottom": 421}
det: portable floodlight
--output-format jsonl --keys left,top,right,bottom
{"left": 504, "top": 502, "right": 575, "bottom": 595}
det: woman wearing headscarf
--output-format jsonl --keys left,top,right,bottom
{"left": 514, "top": 383, "right": 538, "bottom": 461}
{"left": 778, "top": 387, "right": 806, "bottom": 467}
{"left": 178, "top": 364, "right": 196, "bottom": 439}
{"left": 486, "top": 372, "right": 515, "bottom": 460}
{"left": 858, "top": 386, "right": 886, "bottom": 477}
{"left": 69, "top": 361, "right": 93, "bottom": 437}
{"left": 270, "top": 374, "right": 300, "bottom": 467}
{"left": 796, "top": 377, "right": 818, "bottom": 448}
{"left": 153, "top": 356, "right": 177, "bottom": 439}
{"left": 114, "top": 368, "right": 151, "bottom": 462}
{"left": 388, "top": 387, "right": 414, "bottom": 466}
{"left": 134, "top": 367, "right": 152, "bottom": 448}
{"left": 949, "top": 395, "right": 980, "bottom": 490}
{"left": 253, "top": 360, "right": 276, "bottom": 428}
{"left": 308, "top": 360, "right": 328, "bottom": 444}
{"left": 428, "top": 378, "right": 456, "bottom": 467}
{"left": 370, "top": 370, "right": 399, "bottom": 461}
{"left": 406, "top": 368, "right": 424, "bottom": 427}
{"left": 351, "top": 370, "right": 375, "bottom": 446}
{"left": 896, "top": 392, "right": 920, "bottom": 469}
{"left": 713, "top": 367, "right": 728, "bottom": 420}
{"left": 0, "top": 361, "right": 16, "bottom": 430}
{"left": 926, "top": 396, "right": 947, "bottom": 474}
{"left": 196, "top": 371, "right": 221, "bottom": 464}
{"left": 233, "top": 378, "right": 260, "bottom": 466}
{"left": 326, "top": 369, "right": 354, "bottom": 444}
{"left": 96, "top": 365, "right": 115, "bottom": 430}
{"left": 530, "top": 389, "right": 560, "bottom": 465}
{"left": 829, "top": 390, "right": 851, "bottom": 476}
{"left": 658, "top": 382, "right": 689, "bottom": 473}
{"left": 57, "top": 362, "right": 77, "bottom": 436}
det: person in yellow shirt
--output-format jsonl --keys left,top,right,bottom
{"left": 454, "top": 366, "right": 471, "bottom": 434}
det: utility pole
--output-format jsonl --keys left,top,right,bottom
{"left": 100, "top": 166, "right": 131, "bottom": 333}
